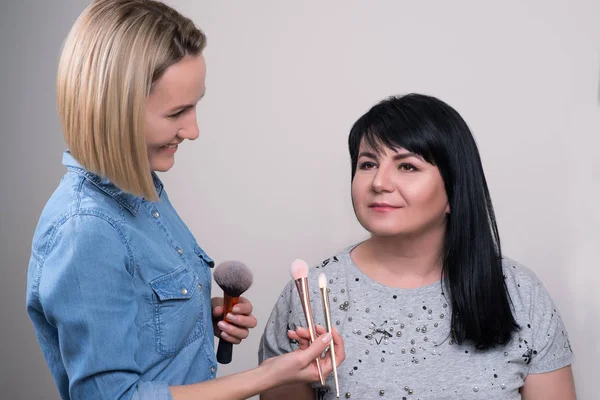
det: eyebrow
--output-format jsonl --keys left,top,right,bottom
{"left": 358, "top": 151, "right": 423, "bottom": 161}
{"left": 166, "top": 90, "right": 206, "bottom": 113}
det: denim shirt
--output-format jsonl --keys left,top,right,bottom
{"left": 26, "top": 151, "right": 218, "bottom": 400}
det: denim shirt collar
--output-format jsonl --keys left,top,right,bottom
{"left": 62, "top": 150, "right": 163, "bottom": 216}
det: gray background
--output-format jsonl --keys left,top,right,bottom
{"left": 1, "top": 1, "right": 598, "bottom": 399}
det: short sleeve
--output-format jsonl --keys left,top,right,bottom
{"left": 527, "top": 275, "right": 573, "bottom": 374}
{"left": 258, "top": 281, "right": 300, "bottom": 363}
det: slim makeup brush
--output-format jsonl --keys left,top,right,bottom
{"left": 290, "top": 259, "right": 325, "bottom": 386}
{"left": 213, "top": 260, "right": 253, "bottom": 364}
{"left": 319, "top": 272, "right": 339, "bottom": 398}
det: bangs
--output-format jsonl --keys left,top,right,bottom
{"left": 349, "top": 96, "right": 440, "bottom": 173}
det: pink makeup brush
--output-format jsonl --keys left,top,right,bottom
{"left": 290, "top": 259, "right": 325, "bottom": 386}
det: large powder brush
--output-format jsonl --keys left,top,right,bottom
{"left": 213, "top": 260, "right": 253, "bottom": 364}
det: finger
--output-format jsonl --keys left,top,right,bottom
{"left": 294, "top": 326, "right": 311, "bottom": 340}
{"left": 211, "top": 297, "right": 224, "bottom": 308}
{"left": 217, "top": 321, "right": 249, "bottom": 341}
{"left": 288, "top": 330, "right": 311, "bottom": 350}
{"left": 332, "top": 327, "right": 346, "bottom": 366}
{"left": 225, "top": 313, "right": 257, "bottom": 329}
{"left": 219, "top": 330, "right": 241, "bottom": 345}
{"left": 315, "top": 325, "right": 327, "bottom": 335}
{"left": 299, "top": 333, "right": 332, "bottom": 367}
{"left": 212, "top": 306, "right": 224, "bottom": 319}
{"left": 231, "top": 298, "right": 253, "bottom": 315}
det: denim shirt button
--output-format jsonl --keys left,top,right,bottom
{"left": 210, "top": 366, "right": 216, "bottom": 374}
{"left": 197, "top": 283, "right": 203, "bottom": 291}
{"left": 177, "top": 247, "right": 183, "bottom": 255}
{"left": 180, "top": 287, "right": 188, "bottom": 296}
{"left": 152, "top": 211, "right": 159, "bottom": 218}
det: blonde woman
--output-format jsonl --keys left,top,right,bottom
{"left": 25, "top": 1, "right": 344, "bottom": 399}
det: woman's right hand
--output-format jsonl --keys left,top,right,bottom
{"left": 260, "top": 325, "right": 345, "bottom": 386}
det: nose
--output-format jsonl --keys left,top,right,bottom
{"left": 177, "top": 110, "right": 200, "bottom": 141}
{"left": 372, "top": 165, "right": 394, "bottom": 193}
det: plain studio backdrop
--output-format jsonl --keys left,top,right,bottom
{"left": 1, "top": 1, "right": 598, "bottom": 399}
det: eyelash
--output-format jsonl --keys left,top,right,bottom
{"left": 358, "top": 161, "right": 417, "bottom": 171}
{"left": 169, "top": 109, "right": 187, "bottom": 119}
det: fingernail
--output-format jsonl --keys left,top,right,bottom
{"left": 226, "top": 313, "right": 236, "bottom": 322}
{"left": 221, "top": 331, "right": 230, "bottom": 339}
{"left": 217, "top": 321, "right": 228, "bottom": 330}
{"left": 232, "top": 306, "right": 241, "bottom": 313}
{"left": 321, "top": 333, "right": 332, "bottom": 343}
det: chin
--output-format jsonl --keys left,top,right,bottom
{"left": 150, "top": 158, "right": 175, "bottom": 172}
{"left": 359, "top": 220, "right": 407, "bottom": 238}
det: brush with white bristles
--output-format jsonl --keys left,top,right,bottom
{"left": 290, "top": 259, "right": 325, "bottom": 386}
{"left": 319, "top": 272, "right": 339, "bottom": 398}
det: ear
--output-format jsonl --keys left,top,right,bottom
{"left": 445, "top": 203, "right": 450, "bottom": 214}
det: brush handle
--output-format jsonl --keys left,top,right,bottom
{"left": 216, "top": 294, "right": 239, "bottom": 364}
{"left": 320, "top": 287, "right": 339, "bottom": 398}
{"left": 294, "top": 278, "right": 326, "bottom": 386}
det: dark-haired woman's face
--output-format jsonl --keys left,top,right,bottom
{"left": 351, "top": 139, "right": 449, "bottom": 238}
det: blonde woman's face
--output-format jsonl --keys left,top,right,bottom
{"left": 145, "top": 53, "right": 206, "bottom": 172}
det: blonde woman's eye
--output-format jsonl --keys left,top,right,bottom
{"left": 169, "top": 109, "right": 186, "bottom": 118}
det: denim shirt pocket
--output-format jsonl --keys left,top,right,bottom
{"left": 149, "top": 267, "right": 205, "bottom": 356}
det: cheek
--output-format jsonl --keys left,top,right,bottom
{"left": 396, "top": 172, "right": 441, "bottom": 203}
{"left": 351, "top": 177, "right": 368, "bottom": 205}
{"left": 145, "top": 116, "right": 176, "bottom": 147}
{"left": 409, "top": 177, "right": 447, "bottom": 212}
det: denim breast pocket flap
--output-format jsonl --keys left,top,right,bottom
{"left": 150, "top": 267, "right": 197, "bottom": 301}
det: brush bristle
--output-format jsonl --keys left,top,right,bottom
{"left": 213, "top": 261, "right": 253, "bottom": 297}
{"left": 319, "top": 273, "right": 327, "bottom": 289}
{"left": 290, "top": 259, "right": 309, "bottom": 280}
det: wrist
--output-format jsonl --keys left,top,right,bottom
{"left": 257, "top": 360, "right": 283, "bottom": 390}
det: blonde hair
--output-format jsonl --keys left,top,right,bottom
{"left": 57, "top": 0, "right": 206, "bottom": 200}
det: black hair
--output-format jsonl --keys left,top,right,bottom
{"left": 348, "top": 93, "right": 519, "bottom": 349}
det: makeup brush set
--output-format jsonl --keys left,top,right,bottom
{"left": 291, "top": 258, "right": 340, "bottom": 398}
{"left": 213, "top": 258, "right": 340, "bottom": 398}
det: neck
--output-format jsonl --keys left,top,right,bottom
{"left": 352, "top": 225, "right": 445, "bottom": 288}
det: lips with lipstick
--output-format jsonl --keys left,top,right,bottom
{"left": 369, "top": 202, "right": 402, "bottom": 212}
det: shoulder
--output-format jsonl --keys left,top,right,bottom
{"left": 32, "top": 172, "right": 129, "bottom": 263}
{"left": 501, "top": 256, "right": 547, "bottom": 300}
{"left": 307, "top": 247, "right": 354, "bottom": 281}
{"left": 500, "top": 256, "right": 560, "bottom": 321}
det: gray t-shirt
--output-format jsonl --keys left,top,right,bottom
{"left": 258, "top": 246, "right": 573, "bottom": 399}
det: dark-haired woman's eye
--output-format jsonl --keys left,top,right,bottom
{"left": 359, "top": 161, "right": 376, "bottom": 170}
{"left": 398, "top": 163, "right": 417, "bottom": 171}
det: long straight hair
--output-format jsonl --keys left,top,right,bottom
{"left": 348, "top": 93, "right": 519, "bottom": 349}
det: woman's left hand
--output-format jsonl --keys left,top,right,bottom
{"left": 211, "top": 296, "right": 257, "bottom": 344}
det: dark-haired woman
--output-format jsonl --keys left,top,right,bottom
{"left": 259, "top": 93, "right": 575, "bottom": 400}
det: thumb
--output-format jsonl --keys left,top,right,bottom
{"left": 212, "top": 305, "right": 224, "bottom": 318}
{"left": 300, "top": 333, "right": 331, "bottom": 364}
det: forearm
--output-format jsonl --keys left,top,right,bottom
{"left": 170, "top": 365, "right": 276, "bottom": 400}
{"left": 260, "top": 383, "right": 315, "bottom": 400}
